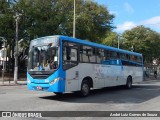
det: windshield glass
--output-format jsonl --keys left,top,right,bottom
{"left": 28, "top": 43, "right": 59, "bottom": 71}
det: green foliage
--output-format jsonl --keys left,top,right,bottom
{"left": 75, "top": 0, "right": 114, "bottom": 42}
{"left": 102, "top": 26, "right": 160, "bottom": 64}
{"left": 122, "top": 26, "right": 160, "bottom": 64}
{"left": 0, "top": 0, "right": 14, "bottom": 48}
{"left": 0, "top": 0, "right": 115, "bottom": 72}
{"left": 15, "top": 0, "right": 114, "bottom": 43}
{"left": 102, "top": 32, "right": 118, "bottom": 48}
{"left": 0, "top": 0, "right": 114, "bottom": 48}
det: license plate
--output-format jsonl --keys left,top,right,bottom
{"left": 37, "top": 86, "right": 42, "bottom": 90}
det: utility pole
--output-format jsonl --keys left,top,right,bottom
{"left": 117, "top": 34, "right": 123, "bottom": 49}
{"left": 14, "top": 12, "right": 22, "bottom": 84}
{"left": 118, "top": 35, "right": 119, "bottom": 49}
{"left": 131, "top": 45, "right": 134, "bottom": 52}
{"left": 73, "top": 0, "right": 76, "bottom": 38}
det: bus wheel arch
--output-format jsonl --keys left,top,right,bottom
{"left": 83, "top": 76, "right": 93, "bottom": 88}
{"left": 126, "top": 75, "right": 132, "bottom": 89}
{"left": 80, "top": 77, "right": 93, "bottom": 97}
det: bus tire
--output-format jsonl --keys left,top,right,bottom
{"left": 126, "top": 76, "right": 132, "bottom": 89}
{"left": 80, "top": 80, "right": 90, "bottom": 97}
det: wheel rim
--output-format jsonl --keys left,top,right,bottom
{"left": 82, "top": 83, "right": 89, "bottom": 96}
{"left": 128, "top": 81, "right": 131, "bottom": 88}
{"left": 128, "top": 79, "right": 132, "bottom": 88}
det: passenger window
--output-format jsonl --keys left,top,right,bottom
{"left": 126, "top": 54, "right": 130, "bottom": 60}
{"left": 120, "top": 53, "right": 126, "bottom": 60}
{"left": 89, "top": 47, "right": 96, "bottom": 63}
{"left": 137, "top": 56, "right": 142, "bottom": 63}
{"left": 97, "top": 49, "right": 105, "bottom": 63}
{"left": 80, "top": 45, "right": 96, "bottom": 63}
{"left": 80, "top": 45, "right": 89, "bottom": 62}
{"left": 111, "top": 51, "right": 117, "bottom": 59}
{"left": 105, "top": 50, "right": 112, "bottom": 60}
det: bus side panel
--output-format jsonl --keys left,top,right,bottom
{"left": 94, "top": 64, "right": 114, "bottom": 87}
{"left": 65, "top": 63, "right": 126, "bottom": 92}
{"left": 65, "top": 63, "right": 106, "bottom": 92}
{"left": 106, "top": 65, "right": 125, "bottom": 86}
{"left": 65, "top": 66, "right": 80, "bottom": 92}
{"left": 64, "top": 64, "right": 143, "bottom": 93}
{"left": 65, "top": 63, "right": 127, "bottom": 92}
{"left": 94, "top": 64, "right": 125, "bottom": 87}
{"left": 123, "top": 66, "right": 143, "bottom": 83}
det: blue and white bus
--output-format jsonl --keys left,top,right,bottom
{"left": 27, "top": 35, "right": 143, "bottom": 96}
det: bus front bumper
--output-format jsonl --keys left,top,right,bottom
{"left": 27, "top": 80, "right": 65, "bottom": 93}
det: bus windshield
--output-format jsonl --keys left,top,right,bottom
{"left": 28, "top": 43, "right": 59, "bottom": 71}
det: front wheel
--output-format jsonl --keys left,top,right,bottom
{"left": 80, "top": 80, "right": 90, "bottom": 97}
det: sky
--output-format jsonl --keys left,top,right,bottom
{"left": 94, "top": 0, "right": 160, "bottom": 33}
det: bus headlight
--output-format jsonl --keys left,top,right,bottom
{"left": 50, "top": 77, "right": 61, "bottom": 85}
{"left": 27, "top": 78, "right": 31, "bottom": 84}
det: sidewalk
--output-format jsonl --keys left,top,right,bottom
{"left": 0, "top": 72, "right": 27, "bottom": 86}
{"left": 144, "top": 75, "right": 160, "bottom": 81}
{"left": 0, "top": 78, "right": 27, "bottom": 86}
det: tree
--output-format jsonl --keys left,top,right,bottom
{"left": 0, "top": 0, "right": 115, "bottom": 73}
{"left": 75, "top": 0, "right": 115, "bottom": 42}
{"left": 0, "top": 0, "right": 14, "bottom": 48}
{"left": 102, "top": 32, "right": 119, "bottom": 48}
{"left": 0, "top": 0, "right": 15, "bottom": 72}
{"left": 122, "top": 26, "right": 160, "bottom": 64}
{"left": 15, "top": 0, "right": 114, "bottom": 42}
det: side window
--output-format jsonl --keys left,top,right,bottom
{"left": 111, "top": 51, "right": 118, "bottom": 59}
{"left": 63, "top": 42, "right": 78, "bottom": 70}
{"left": 119, "top": 53, "right": 126, "bottom": 60}
{"left": 134, "top": 56, "right": 138, "bottom": 62}
{"left": 117, "top": 52, "right": 120, "bottom": 59}
{"left": 126, "top": 54, "right": 130, "bottom": 60}
{"left": 89, "top": 47, "right": 96, "bottom": 63}
{"left": 105, "top": 50, "right": 112, "bottom": 60}
{"left": 105, "top": 50, "right": 118, "bottom": 60}
{"left": 130, "top": 55, "right": 134, "bottom": 61}
{"left": 80, "top": 45, "right": 89, "bottom": 62}
{"left": 137, "top": 56, "right": 142, "bottom": 64}
{"left": 80, "top": 45, "right": 96, "bottom": 63}
{"left": 123, "top": 54, "right": 127, "bottom": 60}
{"left": 97, "top": 49, "right": 105, "bottom": 63}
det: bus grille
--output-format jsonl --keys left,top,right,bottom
{"left": 30, "top": 74, "right": 50, "bottom": 79}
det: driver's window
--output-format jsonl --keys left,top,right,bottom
{"left": 63, "top": 41, "right": 78, "bottom": 70}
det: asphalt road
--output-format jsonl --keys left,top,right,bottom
{"left": 0, "top": 80, "right": 160, "bottom": 120}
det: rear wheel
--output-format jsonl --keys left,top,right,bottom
{"left": 80, "top": 80, "right": 90, "bottom": 97}
{"left": 126, "top": 77, "right": 132, "bottom": 89}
